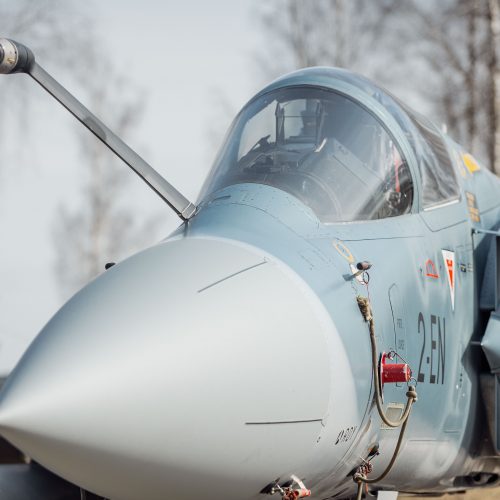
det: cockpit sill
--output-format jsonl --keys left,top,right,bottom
{"left": 193, "top": 182, "right": 423, "bottom": 242}
{"left": 423, "top": 197, "right": 461, "bottom": 211}
{"left": 201, "top": 183, "right": 411, "bottom": 223}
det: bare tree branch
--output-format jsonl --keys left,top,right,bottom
{"left": 52, "top": 59, "right": 161, "bottom": 298}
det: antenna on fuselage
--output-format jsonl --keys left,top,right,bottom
{"left": 0, "top": 38, "right": 197, "bottom": 221}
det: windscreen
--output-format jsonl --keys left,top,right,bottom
{"left": 200, "top": 87, "right": 413, "bottom": 222}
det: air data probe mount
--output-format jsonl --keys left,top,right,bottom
{"left": 0, "top": 38, "right": 197, "bottom": 221}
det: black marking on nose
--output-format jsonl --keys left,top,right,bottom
{"left": 197, "top": 260, "right": 267, "bottom": 293}
{"left": 245, "top": 418, "right": 322, "bottom": 425}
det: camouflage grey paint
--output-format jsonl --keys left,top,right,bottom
{"left": 1, "top": 65, "right": 500, "bottom": 499}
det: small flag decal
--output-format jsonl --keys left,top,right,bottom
{"left": 442, "top": 250, "right": 455, "bottom": 311}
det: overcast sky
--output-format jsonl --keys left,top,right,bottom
{"left": 0, "top": 0, "right": 263, "bottom": 372}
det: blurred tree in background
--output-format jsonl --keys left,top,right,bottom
{"left": 383, "top": 0, "right": 500, "bottom": 174}
{"left": 0, "top": 0, "right": 92, "bottom": 165}
{"left": 257, "top": 0, "right": 393, "bottom": 76}
{"left": 0, "top": 0, "right": 161, "bottom": 297}
{"left": 0, "top": 0, "right": 89, "bottom": 66}
{"left": 257, "top": 0, "right": 500, "bottom": 173}
{"left": 52, "top": 65, "right": 160, "bottom": 297}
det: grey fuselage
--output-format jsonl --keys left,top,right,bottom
{"left": 0, "top": 68, "right": 499, "bottom": 500}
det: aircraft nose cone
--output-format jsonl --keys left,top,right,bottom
{"left": 0, "top": 237, "right": 344, "bottom": 500}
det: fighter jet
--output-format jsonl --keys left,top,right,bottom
{"left": 0, "top": 38, "right": 499, "bottom": 500}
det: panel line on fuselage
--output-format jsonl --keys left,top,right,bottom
{"left": 245, "top": 419, "right": 323, "bottom": 425}
{"left": 197, "top": 260, "right": 267, "bottom": 293}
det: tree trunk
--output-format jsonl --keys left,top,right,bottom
{"left": 288, "top": 0, "right": 309, "bottom": 68}
{"left": 488, "top": 0, "right": 500, "bottom": 174}
{"left": 334, "top": 0, "right": 346, "bottom": 67}
{"left": 466, "top": 0, "right": 478, "bottom": 153}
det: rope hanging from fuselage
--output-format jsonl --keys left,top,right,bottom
{"left": 354, "top": 295, "right": 418, "bottom": 499}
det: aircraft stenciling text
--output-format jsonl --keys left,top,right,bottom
{"left": 417, "top": 313, "right": 446, "bottom": 385}
{"left": 334, "top": 426, "right": 357, "bottom": 445}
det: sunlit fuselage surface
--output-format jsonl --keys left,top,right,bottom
{"left": 2, "top": 65, "right": 500, "bottom": 500}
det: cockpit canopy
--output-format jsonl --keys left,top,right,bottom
{"left": 201, "top": 86, "right": 413, "bottom": 223}
{"left": 200, "top": 70, "right": 459, "bottom": 223}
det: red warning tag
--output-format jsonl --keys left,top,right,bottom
{"left": 442, "top": 250, "right": 455, "bottom": 310}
